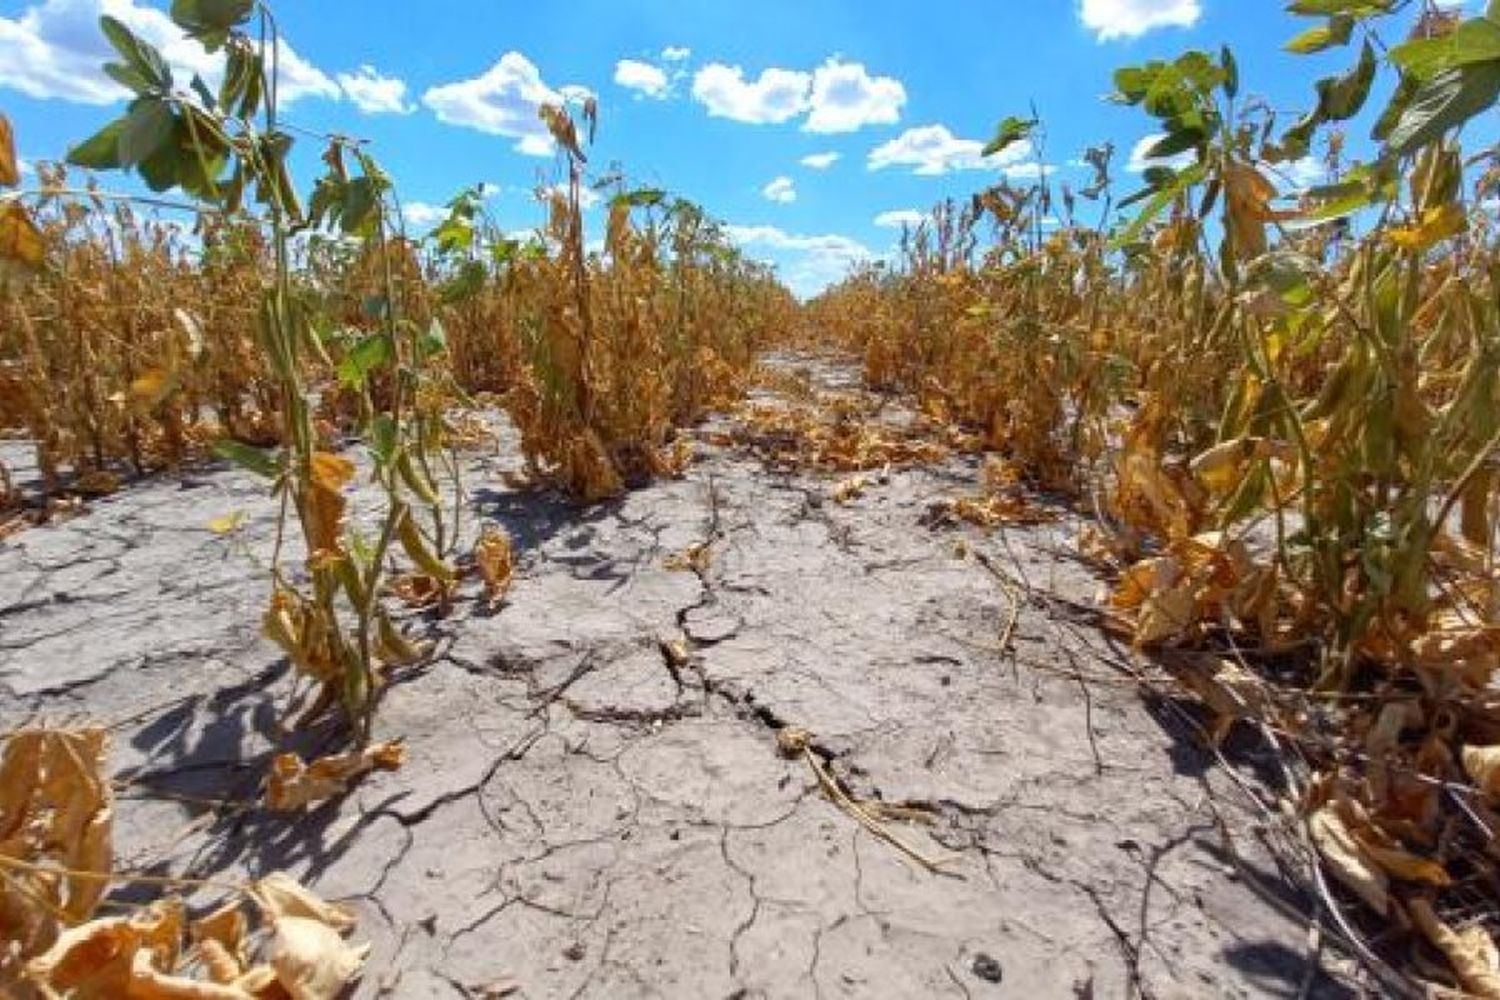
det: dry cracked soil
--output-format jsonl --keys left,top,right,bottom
{"left": 0, "top": 353, "right": 1364, "bottom": 999}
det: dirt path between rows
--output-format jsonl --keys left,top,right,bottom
{"left": 0, "top": 353, "right": 1357, "bottom": 998}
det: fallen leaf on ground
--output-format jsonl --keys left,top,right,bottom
{"left": 474, "top": 526, "right": 515, "bottom": 607}
{"left": 1409, "top": 897, "right": 1500, "bottom": 998}
{"left": 264, "top": 742, "right": 406, "bottom": 812}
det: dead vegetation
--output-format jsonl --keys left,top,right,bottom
{"left": 2, "top": 0, "right": 1500, "bottom": 994}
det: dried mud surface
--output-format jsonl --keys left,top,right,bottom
{"left": 0, "top": 354, "right": 1361, "bottom": 998}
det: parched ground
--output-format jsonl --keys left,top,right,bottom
{"left": 0, "top": 354, "right": 1361, "bottom": 999}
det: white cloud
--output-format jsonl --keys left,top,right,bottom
{"left": 423, "top": 52, "right": 589, "bottom": 156}
{"left": 874, "top": 209, "right": 926, "bottom": 228}
{"left": 614, "top": 58, "right": 669, "bottom": 99}
{"left": 337, "top": 64, "right": 414, "bottom": 114}
{"left": 0, "top": 0, "right": 337, "bottom": 106}
{"left": 726, "top": 223, "right": 873, "bottom": 298}
{"left": 691, "top": 63, "right": 811, "bottom": 124}
{"left": 804, "top": 58, "right": 905, "bottom": 134}
{"left": 542, "top": 182, "right": 601, "bottom": 209}
{"left": 661, "top": 45, "right": 691, "bottom": 62}
{"left": 868, "top": 124, "right": 1033, "bottom": 176}
{"left": 761, "top": 175, "right": 796, "bottom": 204}
{"left": 17, "top": 157, "right": 34, "bottom": 177}
{"left": 403, "top": 201, "right": 447, "bottom": 230}
{"left": 800, "top": 151, "right": 840, "bottom": 170}
{"left": 1126, "top": 133, "right": 1195, "bottom": 173}
{"left": 1276, "top": 156, "right": 1328, "bottom": 193}
{"left": 1079, "top": 0, "right": 1202, "bottom": 41}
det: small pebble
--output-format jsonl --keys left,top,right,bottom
{"left": 563, "top": 943, "right": 585, "bottom": 962}
{"left": 971, "top": 952, "right": 1003, "bottom": 984}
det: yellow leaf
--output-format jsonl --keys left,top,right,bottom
{"left": 208, "top": 511, "right": 246, "bottom": 535}
{"left": 0, "top": 199, "right": 44, "bottom": 268}
{"left": 308, "top": 452, "right": 355, "bottom": 492}
{"left": 0, "top": 113, "right": 18, "bottom": 187}
{"left": 130, "top": 367, "right": 174, "bottom": 408}
{"left": 1387, "top": 203, "right": 1467, "bottom": 252}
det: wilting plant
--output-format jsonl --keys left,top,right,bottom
{"left": 53, "top": 0, "right": 449, "bottom": 743}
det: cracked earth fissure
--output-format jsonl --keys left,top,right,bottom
{"left": 0, "top": 352, "right": 1357, "bottom": 998}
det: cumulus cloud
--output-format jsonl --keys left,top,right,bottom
{"left": 1126, "top": 133, "right": 1196, "bottom": 172}
{"left": 614, "top": 58, "right": 669, "bottom": 99}
{"left": 1079, "top": 0, "right": 1201, "bottom": 41}
{"left": 690, "top": 57, "right": 906, "bottom": 132}
{"left": 691, "top": 63, "right": 811, "bottom": 124}
{"left": 761, "top": 175, "right": 796, "bottom": 203}
{"left": 661, "top": 45, "right": 691, "bottom": 62}
{"left": 800, "top": 151, "right": 840, "bottom": 169}
{"left": 726, "top": 223, "right": 873, "bottom": 298}
{"left": 868, "top": 124, "right": 1033, "bottom": 176}
{"left": 403, "top": 201, "right": 447, "bottom": 231}
{"left": 874, "top": 209, "right": 926, "bottom": 228}
{"left": 804, "top": 58, "right": 904, "bottom": 133}
{"left": 1277, "top": 156, "right": 1328, "bottom": 193}
{"left": 336, "top": 64, "right": 414, "bottom": 114}
{"left": 423, "top": 52, "right": 589, "bottom": 156}
{"left": 0, "top": 0, "right": 337, "bottom": 105}
{"left": 542, "top": 182, "right": 601, "bottom": 209}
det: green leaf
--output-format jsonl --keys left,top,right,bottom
{"left": 1300, "top": 162, "right": 1397, "bottom": 220}
{"left": 66, "top": 118, "right": 126, "bottom": 170}
{"left": 104, "top": 62, "right": 153, "bottom": 95}
{"left": 614, "top": 187, "right": 667, "bottom": 209}
{"left": 368, "top": 414, "right": 398, "bottom": 465}
{"left": 1385, "top": 61, "right": 1500, "bottom": 155}
{"left": 118, "top": 99, "right": 176, "bottom": 167}
{"left": 99, "top": 15, "right": 171, "bottom": 91}
{"left": 1221, "top": 46, "right": 1239, "bottom": 98}
{"left": 339, "top": 176, "right": 381, "bottom": 235}
{"left": 1285, "top": 0, "right": 1392, "bottom": 15}
{"left": 1112, "top": 163, "right": 1206, "bottom": 247}
{"left": 170, "top": 0, "right": 253, "bottom": 50}
{"left": 1390, "top": 17, "right": 1500, "bottom": 80}
{"left": 1316, "top": 39, "right": 1378, "bottom": 120}
{"left": 212, "top": 439, "right": 281, "bottom": 479}
{"left": 417, "top": 318, "right": 447, "bottom": 361}
{"left": 1285, "top": 15, "right": 1354, "bottom": 54}
{"left": 337, "top": 332, "right": 393, "bottom": 388}
{"left": 982, "top": 115, "right": 1036, "bottom": 157}
{"left": 1147, "top": 128, "right": 1204, "bottom": 159}
{"left": 1373, "top": 72, "right": 1420, "bottom": 141}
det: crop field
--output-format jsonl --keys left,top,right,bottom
{"left": 2, "top": 0, "right": 1500, "bottom": 997}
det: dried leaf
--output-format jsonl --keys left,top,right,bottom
{"left": 0, "top": 199, "right": 44, "bottom": 268}
{"left": 473, "top": 526, "right": 514, "bottom": 607}
{"left": 191, "top": 901, "right": 248, "bottom": 984}
{"left": 264, "top": 742, "right": 405, "bottom": 812}
{"left": 1409, "top": 897, "right": 1500, "bottom": 999}
{"left": 305, "top": 452, "right": 355, "bottom": 559}
{"left": 1308, "top": 802, "right": 1389, "bottom": 915}
{"left": 1463, "top": 745, "right": 1500, "bottom": 800}
{"left": 267, "top": 916, "right": 370, "bottom": 1000}
{"left": 251, "top": 873, "right": 357, "bottom": 932}
{"left": 130, "top": 367, "right": 173, "bottom": 408}
{"left": 0, "top": 113, "right": 18, "bottom": 187}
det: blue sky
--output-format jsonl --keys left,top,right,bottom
{"left": 0, "top": 0, "right": 1489, "bottom": 295}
